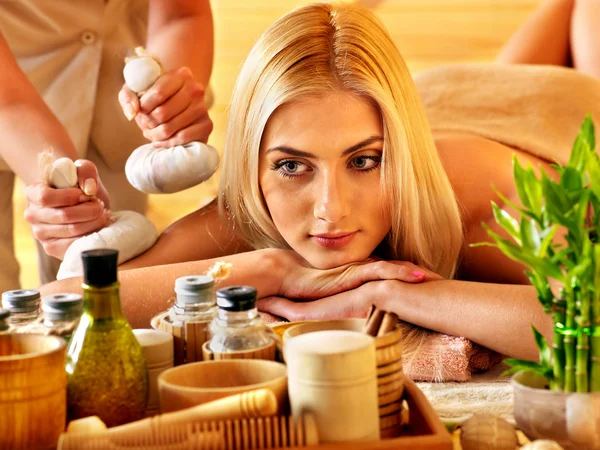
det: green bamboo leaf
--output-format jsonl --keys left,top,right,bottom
{"left": 532, "top": 325, "right": 552, "bottom": 367}
{"left": 568, "top": 115, "right": 594, "bottom": 172}
{"left": 542, "top": 172, "right": 572, "bottom": 217}
{"left": 587, "top": 153, "right": 600, "bottom": 201}
{"left": 502, "top": 359, "right": 553, "bottom": 379}
{"left": 538, "top": 225, "right": 559, "bottom": 258}
{"left": 520, "top": 217, "right": 541, "bottom": 253}
{"left": 561, "top": 167, "right": 583, "bottom": 193}
{"left": 491, "top": 202, "right": 521, "bottom": 242}
{"left": 513, "top": 155, "right": 533, "bottom": 211}
{"left": 483, "top": 224, "right": 564, "bottom": 281}
{"left": 524, "top": 168, "right": 543, "bottom": 217}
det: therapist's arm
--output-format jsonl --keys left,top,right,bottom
{"left": 0, "top": 32, "right": 78, "bottom": 184}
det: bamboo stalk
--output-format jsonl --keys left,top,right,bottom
{"left": 564, "top": 290, "right": 577, "bottom": 392}
{"left": 576, "top": 286, "right": 591, "bottom": 392}
{"left": 552, "top": 295, "right": 566, "bottom": 391}
{"left": 591, "top": 245, "right": 600, "bottom": 391}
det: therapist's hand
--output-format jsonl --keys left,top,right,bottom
{"left": 24, "top": 159, "right": 111, "bottom": 259}
{"left": 118, "top": 66, "right": 213, "bottom": 148}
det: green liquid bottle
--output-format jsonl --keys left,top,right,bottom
{"left": 65, "top": 249, "right": 148, "bottom": 427}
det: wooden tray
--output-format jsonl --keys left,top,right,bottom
{"left": 297, "top": 378, "right": 452, "bottom": 450}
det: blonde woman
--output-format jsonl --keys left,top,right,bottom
{"left": 40, "top": 1, "right": 600, "bottom": 362}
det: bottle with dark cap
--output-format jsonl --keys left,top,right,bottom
{"left": 208, "top": 285, "right": 274, "bottom": 354}
{"left": 65, "top": 249, "right": 148, "bottom": 427}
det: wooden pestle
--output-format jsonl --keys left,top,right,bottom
{"left": 64, "top": 388, "right": 277, "bottom": 446}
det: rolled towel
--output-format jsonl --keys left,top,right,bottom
{"left": 39, "top": 154, "right": 159, "bottom": 280}
{"left": 123, "top": 47, "right": 220, "bottom": 194}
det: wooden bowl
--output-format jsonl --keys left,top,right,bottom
{"left": 158, "top": 359, "right": 288, "bottom": 413}
{"left": 0, "top": 334, "right": 66, "bottom": 450}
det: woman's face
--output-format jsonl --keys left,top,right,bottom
{"left": 259, "top": 91, "right": 392, "bottom": 269}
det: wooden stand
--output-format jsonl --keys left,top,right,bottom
{"left": 202, "top": 340, "right": 276, "bottom": 361}
{"left": 152, "top": 312, "right": 210, "bottom": 365}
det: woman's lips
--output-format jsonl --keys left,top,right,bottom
{"left": 311, "top": 232, "right": 357, "bottom": 249}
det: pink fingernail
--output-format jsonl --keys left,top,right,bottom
{"left": 412, "top": 271, "right": 425, "bottom": 277}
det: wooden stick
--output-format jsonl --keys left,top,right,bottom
{"left": 377, "top": 312, "right": 399, "bottom": 337}
{"left": 364, "top": 308, "right": 385, "bottom": 336}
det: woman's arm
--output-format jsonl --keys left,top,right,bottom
{"left": 258, "top": 278, "right": 551, "bottom": 361}
{"left": 120, "top": 200, "right": 251, "bottom": 269}
{"left": 43, "top": 250, "right": 430, "bottom": 328}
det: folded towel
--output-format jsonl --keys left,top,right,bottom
{"left": 403, "top": 332, "right": 503, "bottom": 382}
{"left": 413, "top": 63, "right": 600, "bottom": 165}
{"left": 417, "top": 362, "right": 514, "bottom": 426}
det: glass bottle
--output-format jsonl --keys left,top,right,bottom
{"left": 1, "top": 289, "right": 40, "bottom": 328}
{"left": 208, "top": 286, "right": 273, "bottom": 353}
{"left": 0, "top": 308, "right": 10, "bottom": 333}
{"left": 42, "top": 293, "right": 83, "bottom": 342}
{"left": 169, "top": 275, "right": 217, "bottom": 325}
{"left": 65, "top": 249, "right": 148, "bottom": 427}
{"left": 167, "top": 275, "right": 217, "bottom": 364}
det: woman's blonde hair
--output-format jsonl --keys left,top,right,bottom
{"left": 219, "top": 2, "right": 463, "bottom": 278}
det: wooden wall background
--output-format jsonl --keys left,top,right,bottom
{"left": 13, "top": 0, "right": 540, "bottom": 289}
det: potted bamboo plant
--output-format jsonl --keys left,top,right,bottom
{"left": 475, "top": 116, "right": 600, "bottom": 449}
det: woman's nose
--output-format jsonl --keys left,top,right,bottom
{"left": 313, "top": 172, "right": 350, "bottom": 223}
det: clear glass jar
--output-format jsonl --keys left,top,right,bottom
{"left": 42, "top": 293, "right": 83, "bottom": 341}
{"left": 1, "top": 289, "right": 41, "bottom": 328}
{"left": 208, "top": 286, "right": 273, "bottom": 353}
{"left": 0, "top": 308, "right": 10, "bottom": 333}
{"left": 168, "top": 275, "right": 217, "bottom": 326}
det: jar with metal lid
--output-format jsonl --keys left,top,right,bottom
{"left": 206, "top": 286, "right": 275, "bottom": 359}
{"left": 168, "top": 275, "right": 217, "bottom": 325}
{"left": 153, "top": 275, "right": 217, "bottom": 364}
{"left": 0, "top": 308, "right": 10, "bottom": 333}
{"left": 1, "top": 289, "right": 40, "bottom": 328}
{"left": 42, "top": 293, "right": 83, "bottom": 341}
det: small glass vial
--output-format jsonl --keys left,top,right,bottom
{"left": 168, "top": 275, "right": 217, "bottom": 325}
{"left": 42, "top": 293, "right": 83, "bottom": 341}
{"left": 167, "top": 275, "right": 217, "bottom": 364}
{"left": 1, "top": 289, "right": 41, "bottom": 328}
{"left": 0, "top": 308, "right": 10, "bottom": 333}
{"left": 208, "top": 286, "right": 273, "bottom": 353}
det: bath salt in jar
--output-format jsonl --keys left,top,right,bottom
{"left": 41, "top": 293, "right": 84, "bottom": 342}
{"left": 284, "top": 330, "right": 380, "bottom": 443}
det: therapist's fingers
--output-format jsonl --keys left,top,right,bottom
{"left": 25, "top": 199, "right": 107, "bottom": 225}
{"left": 24, "top": 183, "right": 89, "bottom": 208}
{"left": 118, "top": 85, "right": 141, "bottom": 121}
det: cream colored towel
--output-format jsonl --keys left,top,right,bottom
{"left": 417, "top": 363, "right": 514, "bottom": 426}
{"left": 414, "top": 64, "right": 600, "bottom": 165}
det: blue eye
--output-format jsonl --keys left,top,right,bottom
{"left": 271, "top": 159, "right": 309, "bottom": 178}
{"left": 350, "top": 155, "right": 381, "bottom": 171}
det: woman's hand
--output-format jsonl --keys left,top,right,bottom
{"left": 118, "top": 66, "right": 213, "bottom": 148}
{"left": 24, "top": 160, "right": 111, "bottom": 259}
{"left": 276, "top": 250, "right": 441, "bottom": 301}
{"left": 258, "top": 279, "right": 405, "bottom": 322}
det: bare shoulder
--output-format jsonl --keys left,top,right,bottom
{"left": 121, "top": 199, "right": 252, "bottom": 269}
{"left": 434, "top": 131, "right": 557, "bottom": 284}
